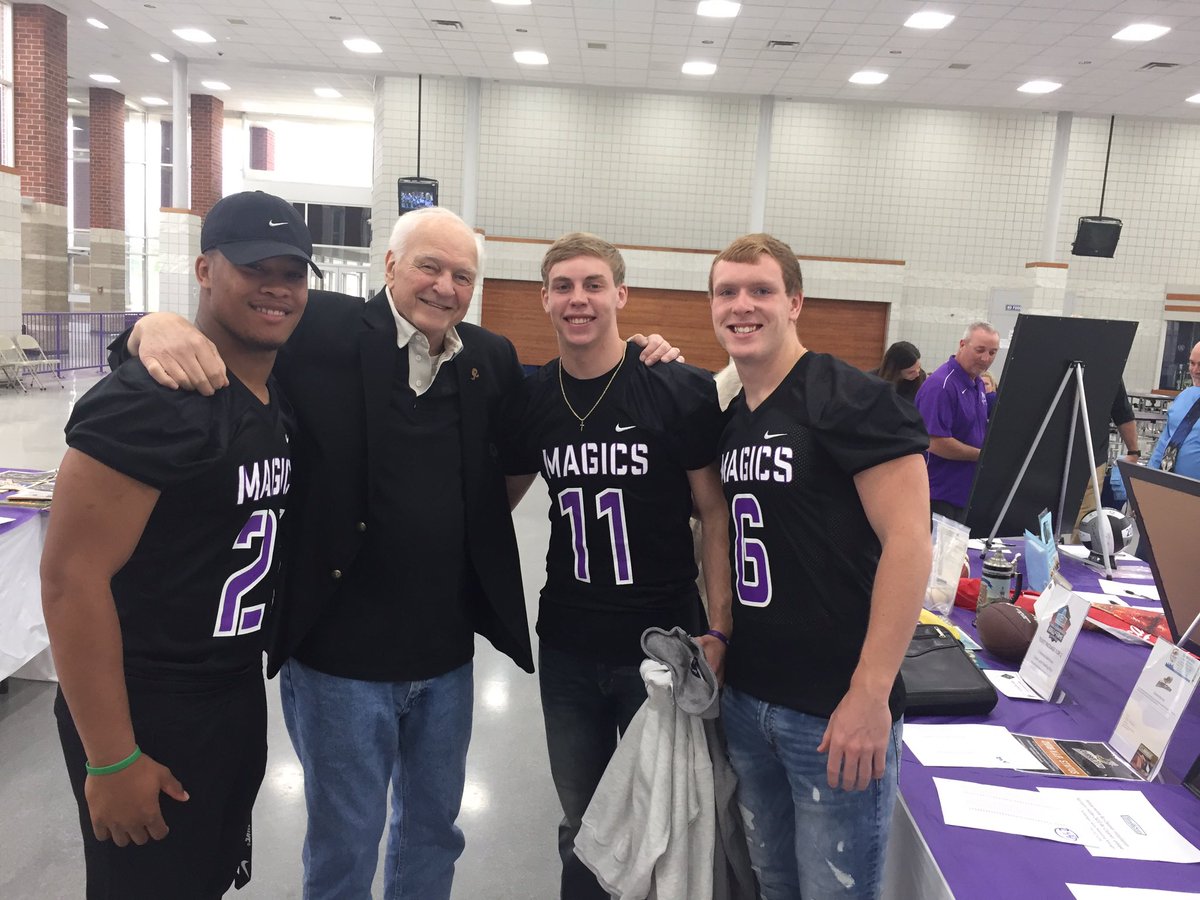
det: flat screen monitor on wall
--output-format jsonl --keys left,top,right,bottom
{"left": 398, "top": 177, "right": 439, "bottom": 215}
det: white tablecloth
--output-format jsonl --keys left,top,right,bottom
{"left": 0, "top": 510, "right": 51, "bottom": 680}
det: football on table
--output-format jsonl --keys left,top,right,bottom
{"left": 977, "top": 603, "right": 1038, "bottom": 662}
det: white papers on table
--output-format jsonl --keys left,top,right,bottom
{"left": 1068, "top": 886, "right": 1200, "bottom": 900}
{"left": 934, "top": 778, "right": 1200, "bottom": 863}
{"left": 903, "top": 724, "right": 1047, "bottom": 769}
{"left": 1039, "top": 787, "right": 1200, "bottom": 864}
{"left": 932, "top": 777, "right": 1102, "bottom": 846}
{"left": 985, "top": 669, "right": 1045, "bottom": 700}
{"left": 1095, "top": 579, "right": 1161, "bottom": 603}
{"left": 1059, "top": 544, "right": 1142, "bottom": 563}
{"left": 0, "top": 516, "right": 15, "bottom": 526}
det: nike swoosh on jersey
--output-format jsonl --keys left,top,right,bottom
{"left": 763, "top": 431, "right": 787, "bottom": 440}
{"left": 268, "top": 220, "right": 288, "bottom": 227}
{"left": 615, "top": 424, "right": 637, "bottom": 432}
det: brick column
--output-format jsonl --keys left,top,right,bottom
{"left": 249, "top": 125, "right": 275, "bottom": 171}
{"left": 14, "top": 4, "right": 68, "bottom": 312}
{"left": 190, "top": 94, "right": 223, "bottom": 218}
{"left": 88, "top": 87, "right": 126, "bottom": 311}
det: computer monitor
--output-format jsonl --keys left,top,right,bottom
{"left": 1118, "top": 461, "right": 1200, "bottom": 655}
{"left": 398, "top": 177, "right": 439, "bottom": 215}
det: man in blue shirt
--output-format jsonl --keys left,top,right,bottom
{"left": 913, "top": 322, "right": 999, "bottom": 522}
{"left": 1148, "top": 341, "right": 1200, "bottom": 479}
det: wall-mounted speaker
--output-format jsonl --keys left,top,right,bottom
{"left": 1072, "top": 216, "right": 1122, "bottom": 258}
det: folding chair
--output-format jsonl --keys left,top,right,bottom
{"left": 15, "top": 334, "right": 63, "bottom": 389}
{"left": 0, "top": 336, "right": 38, "bottom": 392}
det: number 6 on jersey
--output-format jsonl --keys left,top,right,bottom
{"left": 733, "top": 493, "right": 772, "bottom": 606}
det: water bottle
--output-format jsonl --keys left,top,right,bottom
{"left": 979, "top": 549, "right": 1015, "bottom": 613}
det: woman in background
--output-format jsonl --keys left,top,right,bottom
{"left": 873, "top": 340, "right": 926, "bottom": 403}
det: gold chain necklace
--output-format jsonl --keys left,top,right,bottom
{"left": 559, "top": 354, "right": 624, "bottom": 431}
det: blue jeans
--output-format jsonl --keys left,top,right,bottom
{"left": 721, "top": 684, "right": 901, "bottom": 900}
{"left": 539, "top": 644, "right": 648, "bottom": 900}
{"left": 280, "top": 658, "right": 473, "bottom": 900}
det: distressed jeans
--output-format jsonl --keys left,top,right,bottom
{"left": 721, "top": 683, "right": 901, "bottom": 900}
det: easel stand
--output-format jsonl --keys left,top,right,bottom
{"left": 982, "top": 361, "right": 1116, "bottom": 579}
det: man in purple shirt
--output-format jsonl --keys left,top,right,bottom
{"left": 914, "top": 322, "right": 999, "bottom": 522}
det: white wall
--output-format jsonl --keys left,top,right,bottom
{"left": 370, "top": 79, "right": 1200, "bottom": 391}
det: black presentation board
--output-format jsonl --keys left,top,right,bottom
{"left": 965, "top": 314, "right": 1137, "bottom": 538}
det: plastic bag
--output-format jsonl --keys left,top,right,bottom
{"left": 925, "top": 513, "right": 971, "bottom": 616}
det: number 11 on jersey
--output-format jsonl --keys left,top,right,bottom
{"left": 558, "top": 487, "right": 633, "bottom": 585}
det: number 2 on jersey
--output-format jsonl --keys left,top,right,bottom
{"left": 558, "top": 487, "right": 633, "bottom": 584}
{"left": 214, "top": 508, "right": 278, "bottom": 637}
{"left": 733, "top": 493, "right": 772, "bottom": 606}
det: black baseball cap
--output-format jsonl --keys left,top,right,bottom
{"left": 201, "top": 191, "right": 323, "bottom": 278}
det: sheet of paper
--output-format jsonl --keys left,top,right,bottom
{"left": 1068, "top": 886, "right": 1200, "bottom": 900}
{"left": 1109, "top": 640, "right": 1200, "bottom": 780}
{"left": 1059, "top": 544, "right": 1142, "bottom": 563}
{"left": 1039, "top": 787, "right": 1200, "bottom": 863}
{"left": 0, "top": 515, "right": 15, "bottom": 526}
{"left": 903, "top": 723, "right": 1047, "bottom": 769}
{"left": 1013, "top": 735, "right": 1142, "bottom": 780}
{"left": 1020, "top": 584, "right": 1091, "bottom": 700}
{"left": 985, "top": 669, "right": 1044, "bottom": 700}
{"left": 1096, "top": 580, "right": 1160, "bottom": 602}
{"left": 933, "top": 777, "right": 1102, "bottom": 845}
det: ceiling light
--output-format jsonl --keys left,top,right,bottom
{"left": 682, "top": 61, "right": 717, "bottom": 75}
{"left": 1018, "top": 80, "right": 1061, "bottom": 94}
{"left": 141, "top": 96, "right": 169, "bottom": 106}
{"left": 314, "top": 87, "right": 342, "bottom": 99}
{"left": 905, "top": 11, "right": 954, "bottom": 30}
{"left": 514, "top": 50, "right": 549, "bottom": 65}
{"left": 849, "top": 70, "right": 888, "bottom": 85}
{"left": 90, "top": 73, "right": 120, "bottom": 84}
{"left": 173, "top": 28, "right": 216, "bottom": 43}
{"left": 697, "top": 0, "right": 741, "bottom": 17}
{"left": 1112, "top": 24, "right": 1170, "bottom": 42}
{"left": 343, "top": 38, "right": 382, "bottom": 54}
{"left": 67, "top": 97, "right": 82, "bottom": 105}
{"left": 201, "top": 80, "right": 230, "bottom": 91}
{"left": 86, "top": 18, "right": 108, "bottom": 29}
{"left": 150, "top": 52, "right": 169, "bottom": 63}
{"left": 493, "top": 0, "right": 532, "bottom": 5}
{"left": 1187, "top": 94, "right": 1200, "bottom": 104}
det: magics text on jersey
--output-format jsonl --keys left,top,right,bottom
{"left": 720, "top": 445, "right": 793, "bottom": 484}
{"left": 542, "top": 442, "right": 649, "bottom": 478}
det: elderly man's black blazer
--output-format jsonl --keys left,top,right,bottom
{"left": 266, "top": 288, "right": 533, "bottom": 676}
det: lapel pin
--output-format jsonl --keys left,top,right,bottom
{"left": 471, "top": 367, "right": 480, "bottom": 381}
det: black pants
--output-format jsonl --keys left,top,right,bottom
{"left": 930, "top": 499, "right": 967, "bottom": 524}
{"left": 55, "top": 668, "right": 266, "bottom": 900}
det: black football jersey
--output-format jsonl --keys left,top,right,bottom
{"left": 66, "top": 361, "right": 293, "bottom": 677}
{"left": 718, "top": 352, "right": 928, "bottom": 718}
{"left": 504, "top": 344, "right": 726, "bottom": 659}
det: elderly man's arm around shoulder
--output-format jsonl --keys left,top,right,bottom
{"left": 41, "top": 450, "right": 190, "bottom": 847}
{"left": 818, "top": 453, "right": 931, "bottom": 791}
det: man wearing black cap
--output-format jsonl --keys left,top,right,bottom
{"left": 41, "top": 190, "right": 315, "bottom": 899}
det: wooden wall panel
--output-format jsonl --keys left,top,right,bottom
{"left": 480, "top": 278, "right": 889, "bottom": 373}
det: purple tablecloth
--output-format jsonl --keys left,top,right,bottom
{"left": 899, "top": 544, "right": 1200, "bottom": 897}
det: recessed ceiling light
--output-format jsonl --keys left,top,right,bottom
{"left": 343, "top": 38, "right": 382, "bottom": 54}
{"left": 201, "top": 80, "right": 230, "bottom": 91}
{"left": 1113, "top": 24, "right": 1170, "bottom": 42}
{"left": 849, "top": 70, "right": 888, "bottom": 85}
{"left": 86, "top": 18, "right": 108, "bottom": 29}
{"left": 67, "top": 97, "right": 82, "bottom": 105}
{"left": 1187, "top": 93, "right": 1200, "bottom": 104}
{"left": 698, "top": 0, "right": 740, "bottom": 18}
{"left": 493, "top": 0, "right": 532, "bottom": 5}
{"left": 150, "top": 52, "right": 170, "bottom": 63}
{"left": 173, "top": 28, "right": 216, "bottom": 43}
{"left": 682, "top": 60, "right": 717, "bottom": 75}
{"left": 1018, "top": 80, "right": 1061, "bottom": 94}
{"left": 514, "top": 50, "right": 549, "bottom": 65}
{"left": 90, "top": 73, "right": 120, "bottom": 84}
{"left": 314, "top": 87, "right": 342, "bottom": 99}
{"left": 905, "top": 11, "right": 954, "bottom": 30}
{"left": 141, "top": 96, "right": 169, "bottom": 106}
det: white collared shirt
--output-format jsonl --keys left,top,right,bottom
{"left": 384, "top": 286, "right": 463, "bottom": 396}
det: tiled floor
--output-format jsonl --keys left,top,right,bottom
{"left": 0, "top": 373, "right": 566, "bottom": 899}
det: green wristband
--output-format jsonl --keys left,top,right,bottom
{"left": 85, "top": 745, "right": 142, "bottom": 776}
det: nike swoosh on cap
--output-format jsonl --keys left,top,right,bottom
{"left": 268, "top": 220, "right": 288, "bottom": 227}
